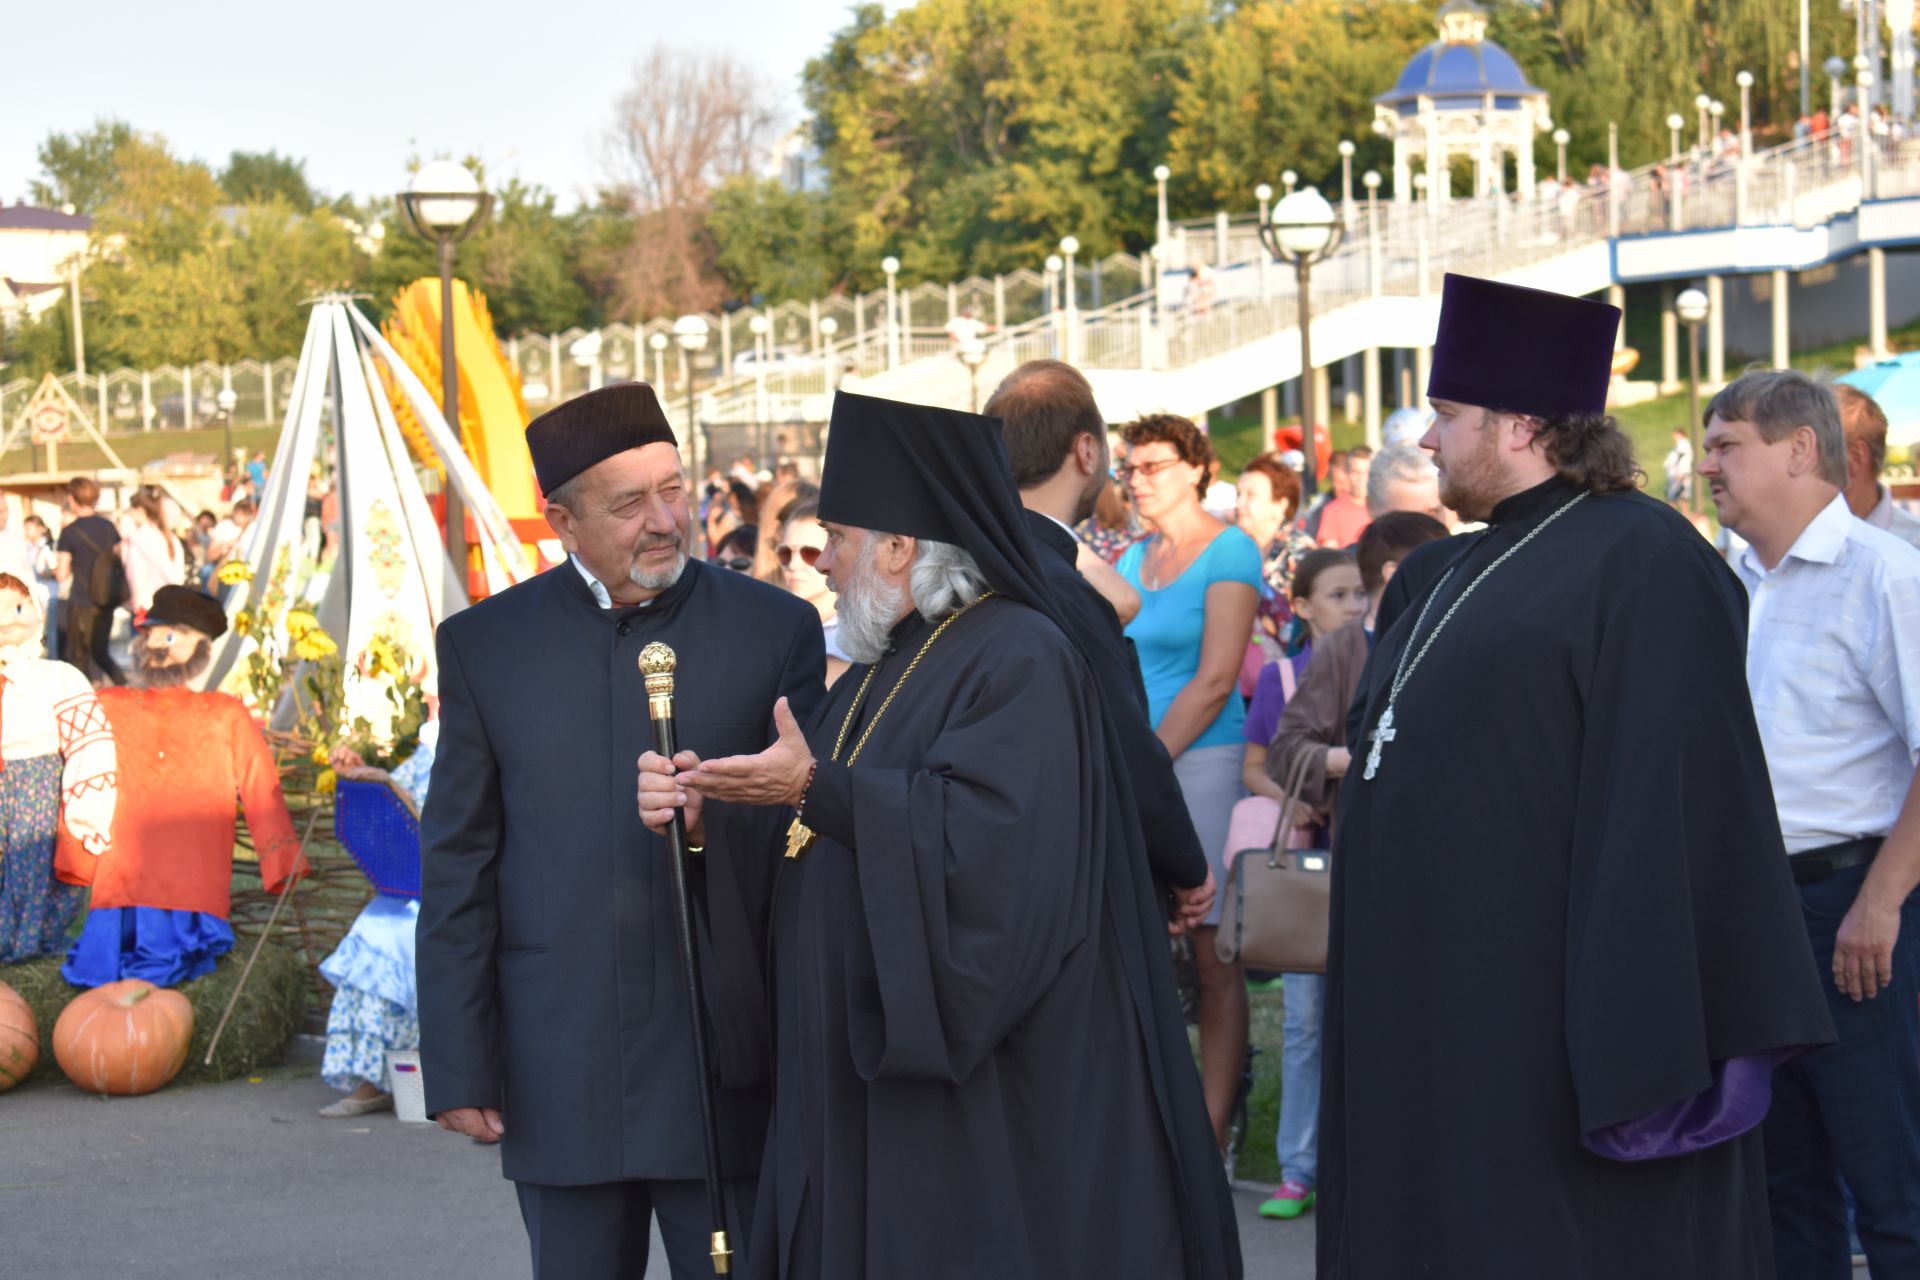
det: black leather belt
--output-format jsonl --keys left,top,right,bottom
{"left": 1788, "top": 836, "right": 1883, "bottom": 885}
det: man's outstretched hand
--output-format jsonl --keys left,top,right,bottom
{"left": 437, "top": 1106, "right": 505, "bottom": 1143}
{"left": 638, "top": 749, "right": 706, "bottom": 846}
{"left": 677, "top": 698, "right": 816, "bottom": 809}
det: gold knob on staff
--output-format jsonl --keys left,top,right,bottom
{"left": 710, "top": 1231, "right": 733, "bottom": 1273}
{"left": 640, "top": 642, "right": 676, "bottom": 721}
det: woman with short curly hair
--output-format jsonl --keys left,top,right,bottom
{"left": 1116, "top": 412, "right": 1263, "bottom": 1148}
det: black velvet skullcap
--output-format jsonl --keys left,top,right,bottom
{"left": 144, "top": 585, "right": 228, "bottom": 640}
{"left": 1427, "top": 273, "right": 1622, "bottom": 420}
{"left": 524, "top": 382, "right": 677, "bottom": 494}
{"left": 817, "top": 391, "right": 1010, "bottom": 544}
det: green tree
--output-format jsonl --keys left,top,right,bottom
{"left": 226, "top": 201, "right": 363, "bottom": 356}
{"left": 707, "top": 177, "right": 834, "bottom": 304}
{"left": 30, "top": 119, "right": 136, "bottom": 214}
{"left": 1169, "top": 0, "right": 1433, "bottom": 207}
{"left": 220, "top": 150, "right": 318, "bottom": 211}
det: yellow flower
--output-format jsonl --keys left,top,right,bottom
{"left": 316, "top": 768, "right": 337, "bottom": 795}
{"left": 310, "top": 744, "right": 330, "bottom": 765}
{"left": 284, "top": 609, "right": 319, "bottom": 639}
{"left": 292, "top": 629, "right": 338, "bottom": 661}
{"left": 232, "top": 610, "right": 254, "bottom": 638}
{"left": 216, "top": 560, "right": 254, "bottom": 585}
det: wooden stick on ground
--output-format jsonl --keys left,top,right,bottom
{"left": 202, "top": 806, "right": 322, "bottom": 1067}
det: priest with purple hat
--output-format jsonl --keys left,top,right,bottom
{"left": 416, "top": 382, "right": 825, "bottom": 1279}
{"left": 1318, "top": 274, "right": 1833, "bottom": 1277}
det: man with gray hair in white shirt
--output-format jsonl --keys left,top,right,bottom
{"left": 1702, "top": 366, "right": 1920, "bottom": 1278}
{"left": 1832, "top": 381, "right": 1920, "bottom": 550}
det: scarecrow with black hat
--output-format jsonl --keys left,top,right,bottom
{"left": 641, "top": 390, "right": 1242, "bottom": 1279}
{"left": 56, "top": 584, "right": 305, "bottom": 988}
{"left": 1315, "top": 274, "right": 1833, "bottom": 1277}
{"left": 416, "top": 382, "right": 825, "bottom": 1279}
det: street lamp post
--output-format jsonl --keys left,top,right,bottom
{"left": 398, "top": 159, "right": 492, "bottom": 584}
{"left": 1675, "top": 287, "right": 1709, "bottom": 514}
{"left": 818, "top": 315, "right": 840, "bottom": 394}
{"left": 1736, "top": 70, "right": 1755, "bottom": 156}
{"left": 1255, "top": 184, "right": 1275, "bottom": 299}
{"left": 1059, "top": 236, "right": 1080, "bottom": 363}
{"left": 748, "top": 314, "right": 771, "bottom": 424}
{"left": 1859, "top": 69, "right": 1878, "bottom": 194}
{"left": 1666, "top": 112, "right": 1687, "bottom": 228}
{"left": 1828, "top": 56, "right": 1849, "bottom": 165}
{"left": 955, "top": 336, "right": 988, "bottom": 413}
{"left": 673, "top": 315, "right": 710, "bottom": 481}
{"left": 649, "top": 331, "right": 668, "bottom": 394}
{"left": 1337, "top": 141, "right": 1356, "bottom": 229}
{"left": 1695, "top": 92, "right": 1712, "bottom": 159}
{"left": 1153, "top": 164, "right": 1171, "bottom": 263}
{"left": 881, "top": 256, "right": 901, "bottom": 369}
{"left": 1282, "top": 169, "right": 1299, "bottom": 197}
{"left": 1044, "top": 254, "right": 1064, "bottom": 353}
{"left": 1553, "top": 129, "right": 1570, "bottom": 186}
{"left": 1362, "top": 171, "right": 1382, "bottom": 295}
{"left": 216, "top": 387, "right": 237, "bottom": 489}
{"left": 1260, "top": 186, "right": 1343, "bottom": 497}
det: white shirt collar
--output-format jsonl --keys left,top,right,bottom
{"left": 1040, "top": 511, "right": 1076, "bottom": 539}
{"left": 571, "top": 555, "right": 613, "bottom": 610}
{"left": 1738, "top": 492, "right": 1852, "bottom": 579}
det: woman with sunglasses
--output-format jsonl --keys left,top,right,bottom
{"left": 776, "top": 498, "right": 850, "bottom": 686}
{"left": 1116, "top": 413, "right": 1262, "bottom": 1150}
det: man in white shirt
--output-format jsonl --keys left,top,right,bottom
{"left": 1702, "top": 367, "right": 1920, "bottom": 1278}
{"left": 0, "top": 499, "right": 36, "bottom": 584}
{"left": 1832, "top": 381, "right": 1920, "bottom": 549}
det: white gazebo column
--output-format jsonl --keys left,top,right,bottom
{"left": 1707, "top": 275, "right": 1726, "bottom": 385}
{"left": 1394, "top": 135, "right": 1413, "bottom": 204}
{"left": 1869, "top": 247, "right": 1890, "bottom": 358}
{"left": 1363, "top": 347, "right": 1382, "bottom": 447}
{"left": 1424, "top": 98, "right": 1446, "bottom": 210}
{"left": 1771, "top": 269, "right": 1791, "bottom": 368}
{"left": 1517, "top": 116, "right": 1538, "bottom": 200}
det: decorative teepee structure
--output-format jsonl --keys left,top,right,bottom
{"left": 204, "top": 296, "right": 532, "bottom": 727}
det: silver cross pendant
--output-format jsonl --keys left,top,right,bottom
{"left": 1362, "top": 705, "right": 1397, "bottom": 782}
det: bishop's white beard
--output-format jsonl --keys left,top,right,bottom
{"left": 626, "top": 532, "right": 689, "bottom": 592}
{"left": 832, "top": 536, "right": 905, "bottom": 666}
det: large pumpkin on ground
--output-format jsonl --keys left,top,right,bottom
{"left": 0, "top": 982, "right": 37, "bottom": 1091}
{"left": 53, "top": 979, "right": 194, "bottom": 1096}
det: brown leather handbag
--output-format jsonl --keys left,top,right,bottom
{"left": 1214, "top": 748, "right": 1331, "bottom": 974}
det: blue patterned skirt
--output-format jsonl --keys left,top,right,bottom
{"left": 0, "top": 753, "right": 83, "bottom": 964}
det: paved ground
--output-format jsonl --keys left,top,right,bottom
{"left": 1, "top": 1056, "right": 1311, "bottom": 1279}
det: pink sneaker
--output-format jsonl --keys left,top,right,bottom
{"left": 1258, "top": 1179, "right": 1315, "bottom": 1220}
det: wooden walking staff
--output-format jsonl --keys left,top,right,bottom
{"left": 639, "top": 643, "right": 733, "bottom": 1275}
{"left": 203, "top": 805, "right": 323, "bottom": 1066}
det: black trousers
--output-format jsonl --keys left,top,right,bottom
{"left": 515, "top": 1177, "right": 755, "bottom": 1280}
{"left": 62, "top": 602, "right": 124, "bottom": 686}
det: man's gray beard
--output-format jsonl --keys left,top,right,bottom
{"left": 626, "top": 537, "right": 688, "bottom": 591}
{"left": 134, "top": 637, "right": 212, "bottom": 689}
{"left": 833, "top": 538, "right": 904, "bottom": 666}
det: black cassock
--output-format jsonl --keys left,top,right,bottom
{"left": 418, "top": 558, "right": 825, "bottom": 1187}
{"left": 748, "top": 596, "right": 1211, "bottom": 1279}
{"left": 1320, "top": 478, "right": 1833, "bottom": 1279}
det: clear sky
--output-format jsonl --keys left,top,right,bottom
{"left": 1, "top": 0, "right": 863, "bottom": 210}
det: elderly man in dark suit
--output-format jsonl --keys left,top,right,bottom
{"left": 418, "top": 382, "right": 825, "bottom": 1280}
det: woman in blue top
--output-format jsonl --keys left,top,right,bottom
{"left": 1117, "top": 413, "right": 1262, "bottom": 1148}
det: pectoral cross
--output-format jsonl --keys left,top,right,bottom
{"left": 785, "top": 816, "right": 816, "bottom": 860}
{"left": 1362, "top": 705, "right": 1397, "bottom": 782}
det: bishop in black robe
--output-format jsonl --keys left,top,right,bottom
{"left": 648, "top": 392, "right": 1240, "bottom": 1279}
{"left": 1319, "top": 276, "right": 1833, "bottom": 1279}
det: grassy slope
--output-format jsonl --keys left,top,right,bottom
{"left": 0, "top": 425, "right": 283, "bottom": 477}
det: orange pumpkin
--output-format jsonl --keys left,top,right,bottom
{"left": 53, "top": 979, "right": 194, "bottom": 1096}
{"left": 0, "top": 982, "right": 37, "bottom": 1092}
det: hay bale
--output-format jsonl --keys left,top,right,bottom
{"left": 0, "top": 935, "right": 307, "bottom": 1090}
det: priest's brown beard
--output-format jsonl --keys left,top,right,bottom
{"left": 1437, "top": 419, "right": 1508, "bottom": 523}
{"left": 134, "top": 636, "right": 212, "bottom": 689}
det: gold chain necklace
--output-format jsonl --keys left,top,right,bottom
{"left": 784, "top": 592, "right": 995, "bottom": 859}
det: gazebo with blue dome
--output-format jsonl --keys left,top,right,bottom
{"left": 1373, "top": 0, "right": 1553, "bottom": 208}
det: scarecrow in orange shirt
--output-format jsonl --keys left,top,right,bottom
{"left": 59, "top": 585, "right": 305, "bottom": 988}
{"left": 0, "top": 572, "right": 117, "bottom": 962}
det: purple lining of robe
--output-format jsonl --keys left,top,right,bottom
{"left": 1583, "top": 1049, "right": 1803, "bottom": 1162}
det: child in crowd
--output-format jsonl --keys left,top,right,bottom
{"left": 1240, "top": 549, "right": 1365, "bottom": 803}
